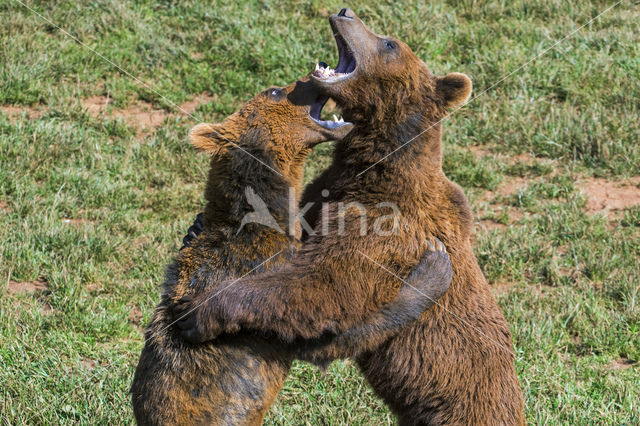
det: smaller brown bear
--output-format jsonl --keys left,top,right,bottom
{"left": 131, "top": 76, "right": 453, "bottom": 425}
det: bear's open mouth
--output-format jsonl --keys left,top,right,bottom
{"left": 309, "top": 95, "right": 350, "bottom": 129}
{"left": 312, "top": 33, "right": 357, "bottom": 84}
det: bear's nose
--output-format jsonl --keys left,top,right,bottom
{"left": 337, "top": 8, "right": 355, "bottom": 18}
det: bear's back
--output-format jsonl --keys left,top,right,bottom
{"left": 131, "top": 224, "right": 297, "bottom": 425}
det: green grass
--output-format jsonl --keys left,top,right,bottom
{"left": 1, "top": 0, "right": 639, "bottom": 424}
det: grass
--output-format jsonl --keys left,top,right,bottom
{"left": 1, "top": 0, "right": 639, "bottom": 424}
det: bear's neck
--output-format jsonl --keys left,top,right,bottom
{"left": 332, "top": 121, "right": 474, "bottom": 245}
{"left": 202, "top": 163, "right": 300, "bottom": 238}
{"left": 334, "top": 120, "right": 444, "bottom": 181}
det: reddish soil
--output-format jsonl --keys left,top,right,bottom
{"left": 496, "top": 177, "right": 529, "bottom": 197}
{"left": 477, "top": 218, "right": 507, "bottom": 231}
{"left": 179, "top": 93, "right": 216, "bottom": 115}
{"left": 492, "top": 281, "right": 516, "bottom": 296}
{"left": 468, "top": 145, "right": 492, "bottom": 158}
{"left": 84, "top": 95, "right": 168, "bottom": 135}
{"left": 83, "top": 92, "right": 215, "bottom": 137}
{"left": 474, "top": 176, "right": 528, "bottom": 236}
{"left": 468, "top": 145, "right": 541, "bottom": 167}
{"left": 81, "top": 359, "right": 99, "bottom": 369}
{"left": 85, "top": 282, "right": 103, "bottom": 293}
{"left": 581, "top": 177, "right": 640, "bottom": 215}
{"left": 0, "top": 105, "right": 43, "bottom": 123}
{"left": 476, "top": 176, "right": 529, "bottom": 206}
{"left": 7, "top": 278, "right": 53, "bottom": 314}
{"left": 477, "top": 206, "right": 524, "bottom": 230}
{"left": 7, "top": 278, "right": 49, "bottom": 295}
{"left": 3, "top": 92, "right": 215, "bottom": 136}
{"left": 128, "top": 305, "right": 143, "bottom": 326}
{"left": 607, "top": 358, "right": 637, "bottom": 370}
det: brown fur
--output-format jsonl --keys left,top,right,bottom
{"left": 174, "top": 9, "right": 524, "bottom": 425}
{"left": 132, "top": 78, "right": 453, "bottom": 425}
{"left": 305, "top": 11, "right": 524, "bottom": 424}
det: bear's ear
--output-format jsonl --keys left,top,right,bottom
{"left": 436, "top": 73, "right": 472, "bottom": 108}
{"left": 189, "top": 123, "right": 234, "bottom": 155}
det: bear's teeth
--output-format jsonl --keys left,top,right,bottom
{"left": 314, "top": 63, "right": 338, "bottom": 79}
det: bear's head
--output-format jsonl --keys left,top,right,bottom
{"left": 311, "top": 8, "right": 471, "bottom": 134}
{"left": 189, "top": 77, "right": 353, "bottom": 185}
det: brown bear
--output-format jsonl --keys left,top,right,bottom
{"left": 131, "top": 76, "right": 454, "bottom": 425}
{"left": 174, "top": 8, "right": 524, "bottom": 425}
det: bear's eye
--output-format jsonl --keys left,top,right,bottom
{"left": 267, "top": 88, "right": 285, "bottom": 101}
{"left": 383, "top": 40, "right": 397, "bottom": 50}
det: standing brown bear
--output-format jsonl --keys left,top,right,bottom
{"left": 131, "top": 76, "right": 453, "bottom": 425}
{"left": 175, "top": 8, "right": 525, "bottom": 425}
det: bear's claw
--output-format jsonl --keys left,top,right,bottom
{"left": 180, "top": 213, "right": 204, "bottom": 250}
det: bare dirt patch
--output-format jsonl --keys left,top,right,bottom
{"left": 492, "top": 281, "right": 516, "bottom": 296}
{"left": 468, "top": 145, "right": 492, "bottom": 159}
{"left": 491, "top": 281, "right": 555, "bottom": 297}
{"left": 7, "top": 278, "right": 54, "bottom": 315}
{"left": 83, "top": 92, "right": 215, "bottom": 137}
{"left": 83, "top": 95, "right": 113, "bottom": 115}
{"left": 497, "top": 176, "right": 529, "bottom": 197}
{"left": 7, "top": 278, "right": 49, "bottom": 295}
{"left": 124, "top": 104, "right": 170, "bottom": 133}
{"left": 85, "top": 282, "right": 103, "bottom": 293}
{"left": 468, "top": 145, "right": 541, "bottom": 167}
{"left": 476, "top": 205, "right": 524, "bottom": 232}
{"left": 607, "top": 358, "right": 637, "bottom": 370}
{"left": 0, "top": 105, "right": 43, "bottom": 123}
{"left": 81, "top": 358, "right": 99, "bottom": 369}
{"left": 128, "top": 305, "right": 143, "bottom": 327}
{"left": 477, "top": 218, "right": 507, "bottom": 231}
{"left": 179, "top": 93, "right": 215, "bottom": 115}
{"left": 477, "top": 177, "right": 530, "bottom": 205}
{"left": 473, "top": 177, "right": 528, "bottom": 237}
{"left": 0, "top": 201, "right": 9, "bottom": 211}
{"left": 84, "top": 95, "right": 167, "bottom": 135}
{"left": 582, "top": 177, "right": 640, "bottom": 215}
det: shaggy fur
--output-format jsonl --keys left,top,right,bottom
{"left": 304, "top": 11, "right": 525, "bottom": 425}
{"left": 132, "top": 78, "right": 453, "bottom": 425}
{"left": 175, "top": 9, "right": 524, "bottom": 425}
